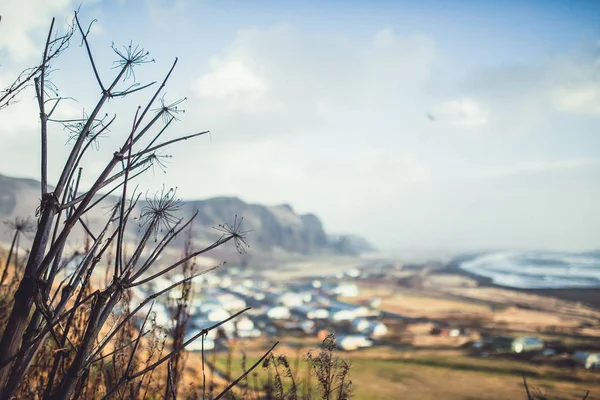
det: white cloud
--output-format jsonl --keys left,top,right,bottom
{"left": 433, "top": 97, "right": 489, "bottom": 127}
{"left": 553, "top": 84, "right": 600, "bottom": 116}
{"left": 0, "top": 0, "right": 74, "bottom": 62}
{"left": 188, "top": 25, "right": 437, "bottom": 140}
{"left": 0, "top": 89, "right": 39, "bottom": 136}
{"left": 354, "top": 149, "right": 430, "bottom": 184}
{"left": 474, "top": 158, "right": 600, "bottom": 180}
{"left": 1, "top": 6, "right": 599, "bottom": 253}
{"left": 88, "top": 20, "right": 105, "bottom": 36}
{"left": 193, "top": 59, "right": 268, "bottom": 101}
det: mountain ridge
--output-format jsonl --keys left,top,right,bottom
{"left": 0, "top": 173, "right": 374, "bottom": 259}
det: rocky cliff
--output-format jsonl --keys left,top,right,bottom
{"left": 0, "top": 174, "right": 374, "bottom": 257}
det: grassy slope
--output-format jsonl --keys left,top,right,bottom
{"left": 200, "top": 348, "right": 600, "bottom": 400}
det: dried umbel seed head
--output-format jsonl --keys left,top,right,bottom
{"left": 111, "top": 41, "right": 154, "bottom": 82}
{"left": 4, "top": 217, "right": 36, "bottom": 234}
{"left": 213, "top": 214, "right": 250, "bottom": 254}
{"left": 138, "top": 186, "right": 182, "bottom": 241}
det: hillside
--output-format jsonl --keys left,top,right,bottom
{"left": 0, "top": 173, "right": 374, "bottom": 261}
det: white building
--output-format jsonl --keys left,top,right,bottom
{"left": 206, "top": 307, "right": 230, "bottom": 322}
{"left": 351, "top": 318, "right": 388, "bottom": 337}
{"left": 266, "top": 306, "right": 291, "bottom": 320}
{"left": 333, "top": 283, "right": 359, "bottom": 297}
{"left": 293, "top": 305, "right": 329, "bottom": 320}
{"left": 235, "top": 316, "right": 254, "bottom": 331}
{"left": 276, "top": 292, "right": 305, "bottom": 308}
{"left": 214, "top": 292, "right": 246, "bottom": 312}
{"left": 336, "top": 335, "right": 373, "bottom": 351}
{"left": 351, "top": 318, "right": 371, "bottom": 333}
{"left": 572, "top": 352, "right": 600, "bottom": 369}
{"left": 329, "top": 308, "right": 355, "bottom": 321}
{"left": 368, "top": 321, "right": 389, "bottom": 338}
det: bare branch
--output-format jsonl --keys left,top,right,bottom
{"left": 89, "top": 266, "right": 218, "bottom": 361}
{"left": 111, "top": 81, "right": 157, "bottom": 97}
{"left": 132, "top": 59, "right": 178, "bottom": 134}
{"left": 61, "top": 160, "right": 150, "bottom": 210}
{"left": 75, "top": 14, "right": 105, "bottom": 92}
{"left": 167, "top": 360, "right": 177, "bottom": 400}
{"left": 89, "top": 329, "right": 151, "bottom": 364}
{"left": 37, "top": 17, "right": 56, "bottom": 195}
{"left": 129, "top": 130, "right": 210, "bottom": 159}
{"left": 214, "top": 342, "right": 279, "bottom": 400}
{"left": 127, "top": 235, "right": 232, "bottom": 287}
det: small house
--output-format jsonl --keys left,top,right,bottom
{"left": 213, "top": 292, "right": 246, "bottom": 312}
{"left": 333, "top": 283, "right": 359, "bottom": 298}
{"left": 266, "top": 306, "right": 291, "bottom": 320}
{"left": 336, "top": 334, "right": 373, "bottom": 351}
{"left": 329, "top": 308, "right": 355, "bottom": 321}
{"left": 572, "top": 352, "right": 600, "bottom": 369}
{"left": 351, "top": 318, "right": 388, "bottom": 338}
{"left": 485, "top": 336, "right": 544, "bottom": 354}
{"left": 367, "top": 321, "right": 389, "bottom": 338}
{"left": 351, "top": 318, "right": 371, "bottom": 333}
{"left": 292, "top": 305, "right": 329, "bottom": 320}
{"left": 329, "top": 301, "right": 371, "bottom": 318}
{"left": 511, "top": 336, "right": 544, "bottom": 354}
{"left": 206, "top": 307, "right": 230, "bottom": 323}
{"left": 276, "top": 292, "right": 305, "bottom": 308}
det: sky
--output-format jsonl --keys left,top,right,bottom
{"left": 0, "top": 0, "right": 599, "bottom": 255}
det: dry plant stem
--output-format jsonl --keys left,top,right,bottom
{"left": 124, "top": 211, "right": 197, "bottom": 280}
{"left": 123, "top": 301, "right": 155, "bottom": 380}
{"left": 0, "top": 12, "right": 252, "bottom": 400}
{"left": 74, "top": 15, "right": 104, "bottom": 93}
{"left": 41, "top": 237, "right": 112, "bottom": 400}
{"left": 582, "top": 391, "right": 590, "bottom": 400}
{"left": 0, "top": 64, "right": 131, "bottom": 397}
{"left": 115, "top": 132, "right": 135, "bottom": 279}
{"left": 12, "top": 136, "right": 148, "bottom": 391}
{"left": 102, "top": 308, "right": 252, "bottom": 400}
{"left": 36, "top": 17, "right": 55, "bottom": 196}
{"left": 167, "top": 360, "right": 178, "bottom": 400}
{"left": 0, "top": 288, "right": 98, "bottom": 370}
{"left": 0, "top": 17, "right": 72, "bottom": 110}
{"left": 129, "top": 130, "right": 210, "bottom": 160}
{"left": 132, "top": 117, "right": 175, "bottom": 165}
{"left": 166, "top": 222, "right": 194, "bottom": 399}
{"left": 88, "top": 266, "right": 217, "bottom": 361}
{"left": 214, "top": 342, "right": 279, "bottom": 400}
{"left": 3, "top": 206, "right": 120, "bottom": 394}
{"left": 132, "top": 59, "right": 178, "bottom": 135}
{"left": 89, "top": 330, "right": 151, "bottom": 364}
{"left": 128, "top": 234, "right": 232, "bottom": 287}
{"left": 202, "top": 334, "right": 207, "bottom": 400}
{"left": 0, "top": 230, "right": 18, "bottom": 285}
{"left": 50, "top": 286, "right": 123, "bottom": 400}
{"left": 3, "top": 121, "right": 137, "bottom": 395}
{"left": 62, "top": 163, "right": 151, "bottom": 210}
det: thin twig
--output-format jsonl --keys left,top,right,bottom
{"left": 214, "top": 342, "right": 279, "bottom": 400}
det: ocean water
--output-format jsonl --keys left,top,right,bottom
{"left": 459, "top": 251, "right": 600, "bottom": 289}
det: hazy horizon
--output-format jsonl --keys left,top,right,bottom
{"left": 1, "top": 0, "right": 599, "bottom": 254}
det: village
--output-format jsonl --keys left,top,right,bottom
{"left": 126, "top": 260, "right": 600, "bottom": 372}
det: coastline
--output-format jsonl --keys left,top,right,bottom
{"left": 443, "top": 254, "right": 600, "bottom": 308}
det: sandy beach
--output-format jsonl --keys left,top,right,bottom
{"left": 442, "top": 256, "right": 600, "bottom": 308}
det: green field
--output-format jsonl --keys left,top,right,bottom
{"left": 199, "top": 348, "right": 600, "bottom": 400}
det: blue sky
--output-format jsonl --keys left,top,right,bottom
{"left": 1, "top": 0, "right": 599, "bottom": 255}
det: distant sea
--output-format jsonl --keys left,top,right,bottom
{"left": 459, "top": 251, "right": 600, "bottom": 289}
